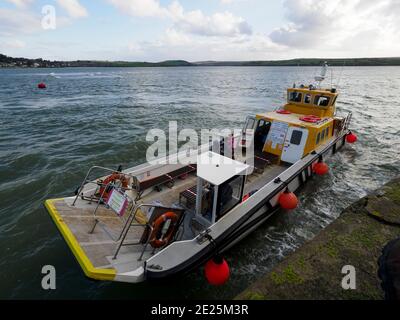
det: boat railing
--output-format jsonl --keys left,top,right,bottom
{"left": 72, "top": 165, "right": 181, "bottom": 261}
{"left": 336, "top": 111, "right": 352, "bottom": 137}
{"left": 344, "top": 111, "right": 352, "bottom": 131}
{"left": 113, "top": 203, "right": 182, "bottom": 261}
{"left": 72, "top": 165, "right": 134, "bottom": 206}
{"left": 73, "top": 165, "right": 139, "bottom": 244}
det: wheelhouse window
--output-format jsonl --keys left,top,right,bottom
{"left": 245, "top": 118, "right": 255, "bottom": 130}
{"left": 290, "top": 130, "right": 303, "bottom": 145}
{"left": 321, "top": 129, "right": 325, "bottom": 141}
{"left": 316, "top": 132, "right": 321, "bottom": 145}
{"left": 314, "top": 95, "right": 330, "bottom": 107}
{"left": 216, "top": 175, "right": 244, "bottom": 220}
{"left": 304, "top": 94, "right": 312, "bottom": 104}
{"left": 325, "top": 127, "right": 330, "bottom": 138}
{"left": 200, "top": 181, "right": 214, "bottom": 222}
{"left": 289, "top": 91, "right": 303, "bottom": 103}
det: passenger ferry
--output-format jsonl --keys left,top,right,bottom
{"left": 45, "top": 64, "right": 355, "bottom": 283}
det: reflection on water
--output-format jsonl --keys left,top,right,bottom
{"left": 0, "top": 66, "right": 399, "bottom": 299}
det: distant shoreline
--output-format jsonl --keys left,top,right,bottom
{"left": 1, "top": 54, "right": 400, "bottom": 68}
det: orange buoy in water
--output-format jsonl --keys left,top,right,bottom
{"left": 38, "top": 82, "right": 46, "bottom": 89}
{"left": 204, "top": 256, "right": 230, "bottom": 286}
{"left": 313, "top": 161, "right": 329, "bottom": 175}
{"left": 346, "top": 132, "right": 357, "bottom": 143}
{"left": 278, "top": 189, "right": 298, "bottom": 210}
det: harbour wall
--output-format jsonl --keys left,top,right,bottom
{"left": 236, "top": 176, "right": 400, "bottom": 300}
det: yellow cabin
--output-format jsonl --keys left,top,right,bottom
{"left": 247, "top": 69, "right": 340, "bottom": 164}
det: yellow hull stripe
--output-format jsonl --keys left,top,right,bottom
{"left": 44, "top": 199, "right": 116, "bottom": 281}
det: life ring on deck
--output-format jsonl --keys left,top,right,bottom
{"left": 300, "top": 115, "right": 321, "bottom": 123}
{"left": 97, "top": 173, "right": 129, "bottom": 201}
{"left": 276, "top": 110, "right": 291, "bottom": 114}
{"left": 149, "top": 212, "right": 179, "bottom": 248}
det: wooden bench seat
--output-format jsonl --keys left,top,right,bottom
{"left": 133, "top": 164, "right": 197, "bottom": 199}
{"left": 179, "top": 185, "right": 197, "bottom": 208}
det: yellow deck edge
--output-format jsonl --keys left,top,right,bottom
{"left": 45, "top": 198, "right": 116, "bottom": 281}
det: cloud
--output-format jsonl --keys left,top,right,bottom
{"left": 108, "top": 0, "right": 252, "bottom": 37}
{"left": 124, "top": 28, "right": 281, "bottom": 62}
{"left": 107, "top": 0, "right": 167, "bottom": 17}
{"left": 169, "top": 2, "right": 252, "bottom": 37}
{"left": 56, "top": 0, "right": 88, "bottom": 18}
{"left": 0, "top": 39, "right": 25, "bottom": 49}
{"left": 269, "top": 0, "right": 400, "bottom": 56}
{"left": 5, "top": 0, "right": 34, "bottom": 8}
{"left": 0, "top": 8, "right": 41, "bottom": 36}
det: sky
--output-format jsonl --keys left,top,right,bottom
{"left": 0, "top": 0, "right": 399, "bottom": 61}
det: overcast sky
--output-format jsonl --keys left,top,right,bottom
{"left": 1, "top": 0, "right": 399, "bottom": 61}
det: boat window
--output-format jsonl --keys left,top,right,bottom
{"left": 289, "top": 91, "right": 302, "bottom": 103}
{"left": 321, "top": 129, "right": 325, "bottom": 141}
{"left": 290, "top": 130, "right": 303, "bottom": 145}
{"left": 325, "top": 127, "right": 330, "bottom": 138}
{"left": 304, "top": 94, "right": 312, "bottom": 104}
{"left": 255, "top": 120, "right": 271, "bottom": 151}
{"left": 332, "top": 96, "right": 337, "bottom": 105}
{"left": 316, "top": 132, "right": 321, "bottom": 145}
{"left": 217, "top": 175, "right": 244, "bottom": 220}
{"left": 245, "top": 118, "right": 255, "bottom": 130}
{"left": 201, "top": 181, "right": 214, "bottom": 222}
{"left": 314, "top": 95, "right": 330, "bottom": 107}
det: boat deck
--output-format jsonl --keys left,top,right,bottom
{"left": 48, "top": 198, "right": 152, "bottom": 274}
{"left": 46, "top": 160, "right": 287, "bottom": 281}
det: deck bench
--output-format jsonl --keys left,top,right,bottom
{"left": 133, "top": 164, "right": 196, "bottom": 200}
{"left": 179, "top": 185, "right": 197, "bottom": 209}
{"left": 253, "top": 153, "right": 271, "bottom": 173}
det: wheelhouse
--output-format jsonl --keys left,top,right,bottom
{"left": 194, "top": 151, "right": 249, "bottom": 226}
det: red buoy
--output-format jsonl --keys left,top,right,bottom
{"left": 346, "top": 132, "right": 357, "bottom": 143}
{"left": 38, "top": 82, "right": 46, "bottom": 89}
{"left": 313, "top": 161, "right": 329, "bottom": 175}
{"left": 278, "top": 189, "right": 298, "bottom": 210}
{"left": 204, "top": 256, "right": 230, "bottom": 286}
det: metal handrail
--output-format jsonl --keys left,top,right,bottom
{"left": 72, "top": 165, "right": 134, "bottom": 206}
{"left": 113, "top": 203, "right": 183, "bottom": 261}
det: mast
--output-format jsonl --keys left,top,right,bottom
{"left": 314, "top": 61, "right": 328, "bottom": 89}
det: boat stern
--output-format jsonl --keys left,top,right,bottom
{"left": 44, "top": 198, "right": 145, "bottom": 283}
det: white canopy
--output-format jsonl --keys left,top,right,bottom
{"left": 197, "top": 151, "right": 249, "bottom": 186}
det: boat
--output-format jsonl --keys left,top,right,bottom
{"left": 44, "top": 63, "right": 355, "bottom": 283}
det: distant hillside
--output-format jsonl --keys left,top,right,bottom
{"left": 80, "top": 60, "right": 193, "bottom": 67}
{"left": 1, "top": 54, "right": 400, "bottom": 68}
{"left": 194, "top": 57, "right": 400, "bottom": 66}
{"left": 0, "top": 54, "right": 193, "bottom": 68}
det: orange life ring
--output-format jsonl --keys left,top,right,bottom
{"left": 97, "top": 173, "right": 129, "bottom": 201}
{"left": 300, "top": 115, "right": 321, "bottom": 123}
{"left": 276, "top": 110, "right": 291, "bottom": 114}
{"left": 149, "top": 212, "right": 179, "bottom": 248}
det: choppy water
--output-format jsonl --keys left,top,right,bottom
{"left": 0, "top": 66, "right": 399, "bottom": 299}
